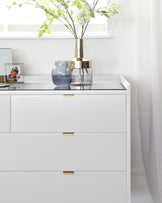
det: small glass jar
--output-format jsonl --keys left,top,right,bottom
{"left": 52, "top": 61, "right": 71, "bottom": 87}
{"left": 71, "top": 68, "right": 93, "bottom": 85}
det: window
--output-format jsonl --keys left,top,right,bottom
{"left": 0, "top": 0, "right": 109, "bottom": 38}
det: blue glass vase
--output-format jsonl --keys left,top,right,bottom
{"left": 52, "top": 61, "right": 71, "bottom": 87}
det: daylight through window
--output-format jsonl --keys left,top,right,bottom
{"left": 0, "top": 0, "right": 109, "bottom": 38}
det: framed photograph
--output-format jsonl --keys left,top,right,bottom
{"left": 5, "top": 63, "right": 24, "bottom": 83}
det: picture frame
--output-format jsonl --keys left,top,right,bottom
{"left": 5, "top": 63, "right": 24, "bottom": 83}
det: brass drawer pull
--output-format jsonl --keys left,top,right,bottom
{"left": 63, "top": 132, "right": 74, "bottom": 136}
{"left": 63, "top": 94, "right": 74, "bottom": 97}
{"left": 63, "top": 171, "right": 74, "bottom": 175}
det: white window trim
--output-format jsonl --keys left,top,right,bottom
{"left": 0, "top": 21, "right": 113, "bottom": 39}
{"left": 0, "top": 34, "right": 113, "bottom": 39}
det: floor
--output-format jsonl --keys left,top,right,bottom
{"left": 132, "top": 173, "right": 154, "bottom": 203}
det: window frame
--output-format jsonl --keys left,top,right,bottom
{"left": 0, "top": 0, "right": 112, "bottom": 39}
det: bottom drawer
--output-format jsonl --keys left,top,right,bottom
{"left": 0, "top": 172, "right": 126, "bottom": 203}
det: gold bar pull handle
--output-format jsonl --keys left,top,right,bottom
{"left": 63, "top": 132, "right": 74, "bottom": 136}
{"left": 63, "top": 94, "right": 74, "bottom": 97}
{"left": 63, "top": 171, "right": 74, "bottom": 175}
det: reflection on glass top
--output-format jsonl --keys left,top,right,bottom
{"left": 0, "top": 82, "right": 126, "bottom": 91}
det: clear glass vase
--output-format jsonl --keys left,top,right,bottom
{"left": 68, "top": 38, "right": 93, "bottom": 85}
{"left": 71, "top": 68, "right": 93, "bottom": 85}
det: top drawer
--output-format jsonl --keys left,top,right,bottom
{"left": 11, "top": 95, "right": 126, "bottom": 133}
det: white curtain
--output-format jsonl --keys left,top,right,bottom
{"left": 109, "top": 0, "right": 162, "bottom": 200}
{"left": 112, "top": 0, "right": 162, "bottom": 201}
{"left": 135, "top": 0, "right": 162, "bottom": 202}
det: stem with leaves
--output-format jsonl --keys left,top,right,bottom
{"left": 8, "top": 0, "right": 121, "bottom": 39}
{"left": 37, "top": 4, "right": 77, "bottom": 38}
{"left": 62, "top": 0, "right": 78, "bottom": 38}
{"left": 81, "top": 0, "right": 99, "bottom": 38}
{"left": 49, "top": 0, "right": 77, "bottom": 38}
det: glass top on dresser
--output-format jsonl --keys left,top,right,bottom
{"left": 0, "top": 81, "right": 126, "bottom": 91}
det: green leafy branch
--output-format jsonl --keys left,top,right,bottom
{"left": 8, "top": 0, "right": 121, "bottom": 39}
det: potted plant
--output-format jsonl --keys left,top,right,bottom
{"left": 9, "top": 0, "right": 121, "bottom": 85}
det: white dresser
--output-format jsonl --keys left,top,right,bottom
{"left": 0, "top": 75, "right": 131, "bottom": 203}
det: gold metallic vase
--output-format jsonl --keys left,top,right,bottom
{"left": 0, "top": 75, "right": 6, "bottom": 83}
{"left": 68, "top": 38, "right": 92, "bottom": 69}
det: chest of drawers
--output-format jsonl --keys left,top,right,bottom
{"left": 0, "top": 75, "right": 130, "bottom": 203}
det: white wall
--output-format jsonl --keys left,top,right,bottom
{"left": 0, "top": 0, "right": 145, "bottom": 173}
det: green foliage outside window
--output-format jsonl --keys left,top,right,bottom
{"left": 8, "top": 0, "right": 121, "bottom": 38}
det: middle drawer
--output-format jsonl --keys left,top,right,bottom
{"left": 0, "top": 133, "right": 126, "bottom": 171}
